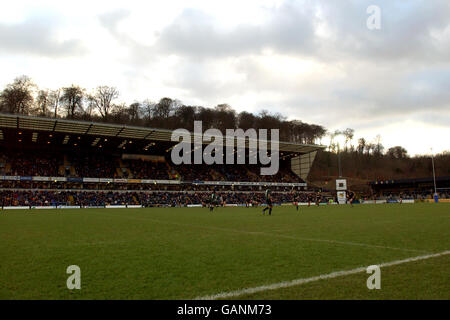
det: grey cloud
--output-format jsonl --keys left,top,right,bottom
{"left": 96, "top": 1, "right": 450, "bottom": 138}
{"left": 0, "top": 15, "right": 86, "bottom": 57}
{"left": 225, "top": 61, "right": 450, "bottom": 131}
{"left": 317, "top": 0, "right": 450, "bottom": 63}
{"left": 98, "top": 9, "right": 131, "bottom": 40}
{"left": 99, "top": 4, "right": 318, "bottom": 64}
{"left": 98, "top": 9, "right": 156, "bottom": 66}
{"left": 415, "top": 112, "right": 450, "bottom": 129}
{"left": 164, "top": 54, "right": 450, "bottom": 131}
{"left": 153, "top": 0, "right": 450, "bottom": 64}
{"left": 156, "top": 4, "right": 318, "bottom": 59}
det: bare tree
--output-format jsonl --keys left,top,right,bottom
{"left": 328, "top": 130, "right": 341, "bottom": 152}
{"left": 0, "top": 75, "right": 36, "bottom": 114}
{"left": 365, "top": 143, "right": 375, "bottom": 155}
{"left": 90, "top": 86, "right": 119, "bottom": 120}
{"left": 357, "top": 138, "right": 366, "bottom": 154}
{"left": 373, "top": 134, "right": 384, "bottom": 156}
{"left": 61, "top": 85, "right": 85, "bottom": 119}
{"left": 174, "top": 105, "right": 196, "bottom": 130}
{"left": 110, "top": 102, "right": 128, "bottom": 123}
{"left": 311, "top": 124, "right": 327, "bottom": 145}
{"left": 196, "top": 107, "right": 215, "bottom": 129}
{"left": 387, "top": 146, "right": 408, "bottom": 159}
{"left": 127, "top": 102, "right": 142, "bottom": 122}
{"left": 36, "top": 90, "right": 52, "bottom": 117}
{"left": 49, "top": 89, "right": 61, "bottom": 118}
{"left": 213, "top": 104, "right": 237, "bottom": 132}
{"left": 153, "top": 97, "right": 174, "bottom": 119}
{"left": 84, "top": 96, "right": 96, "bottom": 118}
{"left": 238, "top": 111, "right": 257, "bottom": 131}
{"left": 343, "top": 128, "right": 354, "bottom": 151}
{"left": 141, "top": 99, "right": 155, "bottom": 124}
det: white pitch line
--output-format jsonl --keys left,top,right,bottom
{"left": 94, "top": 212, "right": 426, "bottom": 253}
{"left": 195, "top": 250, "right": 450, "bottom": 300}
{"left": 240, "top": 231, "right": 426, "bottom": 253}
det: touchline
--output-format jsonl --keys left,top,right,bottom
{"left": 171, "top": 121, "right": 279, "bottom": 175}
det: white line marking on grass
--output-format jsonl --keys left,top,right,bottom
{"left": 195, "top": 250, "right": 450, "bottom": 300}
{"left": 93, "top": 212, "right": 427, "bottom": 253}
{"left": 252, "top": 232, "right": 427, "bottom": 253}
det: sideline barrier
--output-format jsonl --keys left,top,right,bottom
{"left": 0, "top": 205, "right": 145, "bottom": 210}
{"left": 1, "top": 200, "right": 433, "bottom": 211}
{"left": 58, "top": 205, "right": 81, "bottom": 209}
{"left": 415, "top": 199, "right": 450, "bottom": 203}
{"left": 361, "top": 200, "right": 387, "bottom": 204}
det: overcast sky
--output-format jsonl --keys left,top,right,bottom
{"left": 0, "top": 0, "right": 449, "bottom": 155}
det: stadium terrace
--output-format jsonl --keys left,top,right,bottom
{"left": 0, "top": 113, "right": 325, "bottom": 207}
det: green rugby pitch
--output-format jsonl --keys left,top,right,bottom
{"left": 0, "top": 203, "right": 449, "bottom": 299}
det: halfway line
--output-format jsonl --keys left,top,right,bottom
{"left": 93, "top": 211, "right": 427, "bottom": 253}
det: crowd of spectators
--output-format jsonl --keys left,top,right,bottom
{"left": 0, "top": 152, "right": 303, "bottom": 184}
{"left": 0, "top": 180, "right": 305, "bottom": 193}
{"left": 0, "top": 190, "right": 321, "bottom": 207}
{"left": 126, "top": 160, "right": 171, "bottom": 180}
{"left": 3, "top": 187, "right": 449, "bottom": 208}
{"left": 374, "top": 190, "right": 450, "bottom": 200}
{"left": 0, "top": 190, "right": 140, "bottom": 207}
{"left": 0, "top": 155, "right": 6, "bottom": 175}
{"left": 8, "top": 152, "right": 60, "bottom": 177}
{"left": 173, "top": 164, "right": 223, "bottom": 181}
{"left": 71, "top": 154, "right": 119, "bottom": 178}
{"left": 246, "top": 166, "right": 299, "bottom": 183}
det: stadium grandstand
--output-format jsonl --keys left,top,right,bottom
{"left": 0, "top": 113, "right": 325, "bottom": 208}
{"left": 369, "top": 176, "right": 450, "bottom": 202}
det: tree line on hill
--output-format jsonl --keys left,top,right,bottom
{"left": 0, "top": 75, "right": 326, "bottom": 144}
{"left": 310, "top": 148, "right": 450, "bottom": 184}
{"left": 1, "top": 75, "right": 449, "bottom": 181}
{"left": 308, "top": 119, "right": 449, "bottom": 182}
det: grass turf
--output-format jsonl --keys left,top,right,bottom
{"left": 0, "top": 203, "right": 449, "bottom": 299}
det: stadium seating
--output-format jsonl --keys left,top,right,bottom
{"left": 0, "top": 150, "right": 310, "bottom": 206}
{"left": 0, "top": 151, "right": 302, "bottom": 183}
{"left": 0, "top": 190, "right": 313, "bottom": 207}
